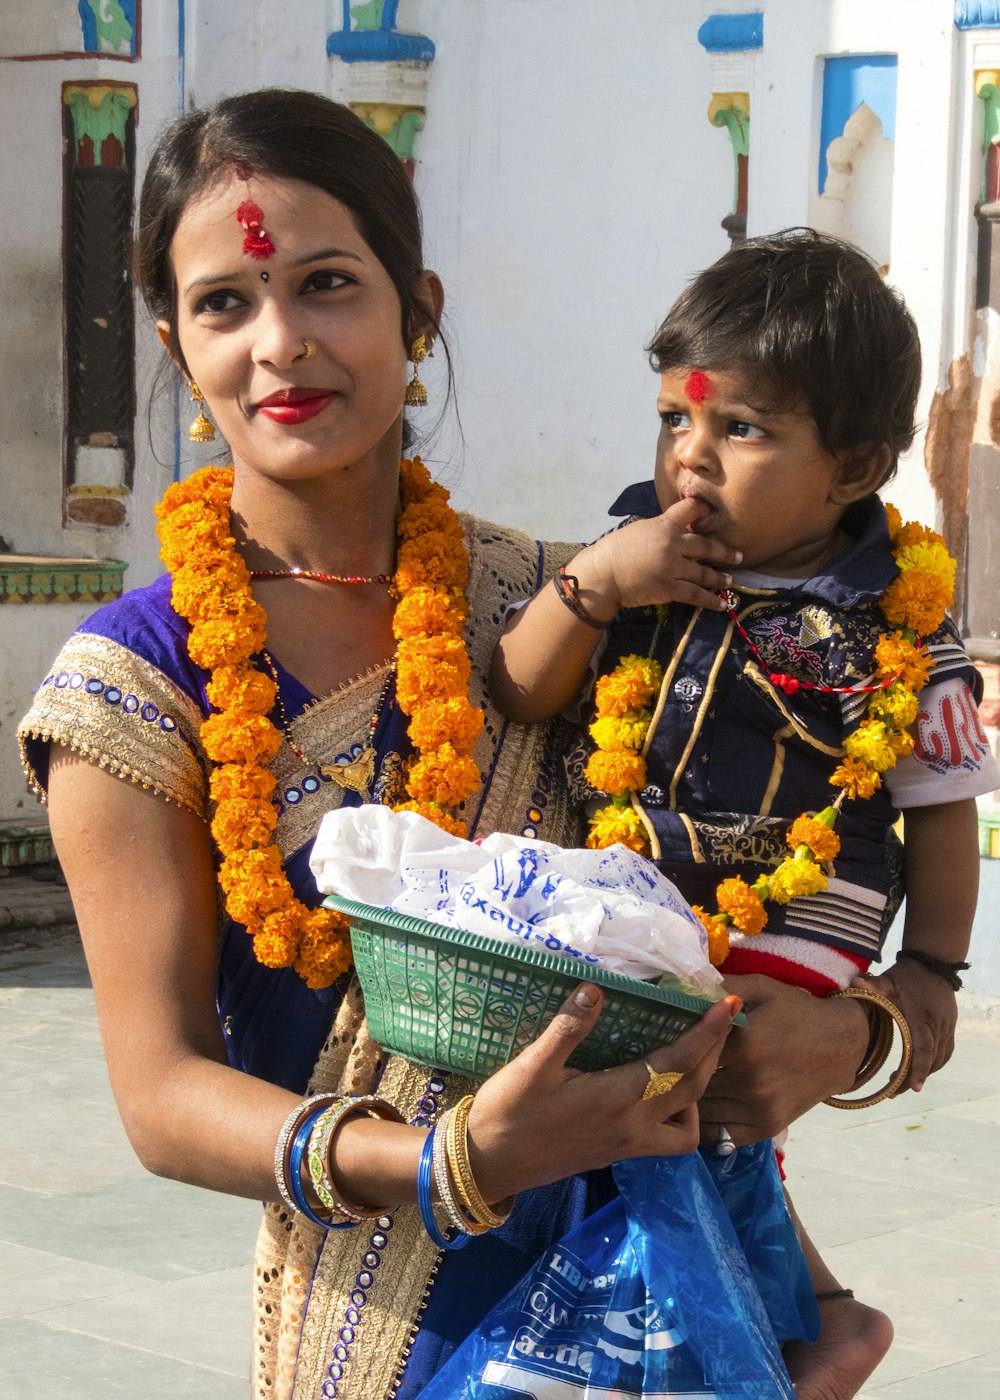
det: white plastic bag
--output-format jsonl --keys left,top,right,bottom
{"left": 310, "top": 807, "right": 720, "bottom": 990}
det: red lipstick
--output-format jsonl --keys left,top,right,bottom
{"left": 255, "top": 388, "right": 336, "bottom": 425}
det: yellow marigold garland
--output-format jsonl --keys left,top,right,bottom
{"left": 156, "top": 457, "right": 482, "bottom": 989}
{"left": 586, "top": 509, "right": 956, "bottom": 966}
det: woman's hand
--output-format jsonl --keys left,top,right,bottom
{"left": 466, "top": 984, "right": 741, "bottom": 1203}
{"left": 697, "top": 974, "right": 871, "bottom": 1149}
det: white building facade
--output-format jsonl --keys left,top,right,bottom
{"left": 2, "top": 0, "right": 998, "bottom": 854}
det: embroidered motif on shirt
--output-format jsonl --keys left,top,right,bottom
{"left": 748, "top": 614, "right": 824, "bottom": 681}
{"left": 692, "top": 814, "right": 787, "bottom": 867}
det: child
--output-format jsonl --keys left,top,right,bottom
{"left": 490, "top": 229, "right": 999, "bottom": 1398}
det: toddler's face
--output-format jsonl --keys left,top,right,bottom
{"left": 653, "top": 366, "right": 853, "bottom": 578}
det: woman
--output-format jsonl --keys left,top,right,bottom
{"left": 19, "top": 91, "right": 873, "bottom": 1399}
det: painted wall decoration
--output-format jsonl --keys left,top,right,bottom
{"left": 1, "top": 0, "right": 137, "bottom": 58}
{"left": 976, "top": 69, "right": 1000, "bottom": 199}
{"left": 696, "top": 12, "right": 763, "bottom": 53}
{"left": 328, "top": 0, "right": 436, "bottom": 168}
{"left": 327, "top": 1, "right": 434, "bottom": 64}
{"left": 697, "top": 13, "right": 762, "bottom": 242}
{"left": 809, "top": 56, "right": 896, "bottom": 270}
{"left": 955, "top": 1, "right": 1000, "bottom": 29}
{"left": 63, "top": 83, "right": 138, "bottom": 526}
{"left": 817, "top": 55, "right": 897, "bottom": 194}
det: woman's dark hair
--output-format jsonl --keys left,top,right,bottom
{"left": 134, "top": 88, "right": 441, "bottom": 377}
{"left": 647, "top": 229, "right": 921, "bottom": 479}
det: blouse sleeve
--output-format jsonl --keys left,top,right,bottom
{"left": 18, "top": 628, "right": 210, "bottom": 818}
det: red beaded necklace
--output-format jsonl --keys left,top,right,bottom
{"left": 250, "top": 567, "right": 393, "bottom": 586}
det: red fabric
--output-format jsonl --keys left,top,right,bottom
{"left": 720, "top": 944, "right": 869, "bottom": 998}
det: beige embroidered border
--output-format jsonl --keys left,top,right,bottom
{"left": 17, "top": 632, "right": 209, "bottom": 815}
{"left": 254, "top": 518, "right": 583, "bottom": 1400}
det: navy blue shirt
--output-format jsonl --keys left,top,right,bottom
{"left": 572, "top": 486, "right": 981, "bottom": 962}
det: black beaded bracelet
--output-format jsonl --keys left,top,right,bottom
{"left": 897, "top": 948, "right": 970, "bottom": 991}
{"left": 552, "top": 566, "right": 614, "bottom": 630}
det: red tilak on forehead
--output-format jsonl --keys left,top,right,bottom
{"left": 685, "top": 370, "right": 714, "bottom": 404}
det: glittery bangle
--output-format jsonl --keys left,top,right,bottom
{"left": 417, "top": 1128, "right": 470, "bottom": 1250}
{"left": 307, "top": 1094, "right": 405, "bottom": 1223}
{"left": 288, "top": 1108, "right": 358, "bottom": 1232}
{"left": 445, "top": 1096, "right": 513, "bottom": 1230}
{"left": 433, "top": 1107, "right": 487, "bottom": 1237}
{"left": 824, "top": 988, "right": 913, "bottom": 1109}
{"left": 274, "top": 1094, "right": 341, "bottom": 1215}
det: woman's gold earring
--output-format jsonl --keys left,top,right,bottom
{"left": 188, "top": 383, "right": 216, "bottom": 443}
{"left": 404, "top": 334, "right": 430, "bottom": 407}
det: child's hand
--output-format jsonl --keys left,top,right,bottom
{"left": 570, "top": 496, "right": 743, "bottom": 616}
{"left": 852, "top": 962, "right": 958, "bottom": 1093}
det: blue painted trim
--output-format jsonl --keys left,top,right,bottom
{"left": 77, "top": 0, "right": 98, "bottom": 51}
{"left": 818, "top": 54, "right": 897, "bottom": 193}
{"left": 120, "top": 0, "right": 137, "bottom": 51}
{"left": 329, "top": 2, "right": 434, "bottom": 63}
{"left": 955, "top": 2, "right": 1000, "bottom": 29}
{"left": 697, "top": 12, "right": 764, "bottom": 53}
{"left": 327, "top": 29, "right": 435, "bottom": 62}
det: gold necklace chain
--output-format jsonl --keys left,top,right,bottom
{"left": 260, "top": 648, "right": 397, "bottom": 801}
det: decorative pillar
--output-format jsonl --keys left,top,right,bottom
{"left": 707, "top": 92, "right": 750, "bottom": 239}
{"left": 327, "top": 1, "right": 436, "bottom": 177}
{"left": 976, "top": 69, "right": 1000, "bottom": 202}
{"left": 62, "top": 83, "right": 138, "bottom": 527}
{"left": 697, "top": 13, "right": 763, "bottom": 244}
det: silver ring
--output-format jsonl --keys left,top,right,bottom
{"left": 715, "top": 1125, "right": 736, "bottom": 1157}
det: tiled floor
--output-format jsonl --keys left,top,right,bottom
{"left": 1, "top": 925, "right": 998, "bottom": 1399}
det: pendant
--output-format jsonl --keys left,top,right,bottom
{"left": 322, "top": 747, "right": 376, "bottom": 800}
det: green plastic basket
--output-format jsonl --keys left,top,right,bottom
{"left": 326, "top": 895, "right": 744, "bottom": 1080}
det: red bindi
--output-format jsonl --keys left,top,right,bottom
{"left": 235, "top": 199, "right": 276, "bottom": 260}
{"left": 685, "top": 370, "right": 714, "bottom": 405}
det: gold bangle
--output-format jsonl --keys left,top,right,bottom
{"left": 445, "top": 1096, "right": 513, "bottom": 1230}
{"left": 308, "top": 1095, "right": 404, "bottom": 1222}
{"left": 433, "top": 1107, "right": 488, "bottom": 1236}
{"left": 823, "top": 987, "right": 913, "bottom": 1109}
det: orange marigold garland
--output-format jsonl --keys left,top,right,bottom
{"left": 156, "top": 457, "right": 482, "bottom": 989}
{"left": 584, "top": 655, "right": 664, "bottom": 857}
{"left": 586, "top": 509, "right": 957, "bottom": 966}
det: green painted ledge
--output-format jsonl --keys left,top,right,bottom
{"left": 0, "top": 825, "right": 55, "bottom": 870}
{"left": 0, "top": 556, "right": 126, "bottom": 605}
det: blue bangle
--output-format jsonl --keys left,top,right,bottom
{"left": 417, "top": 1128, "right": 469, "bottom": 1250}
{"left": 289, "top": 1108, "right": 358, "bottom": 1232}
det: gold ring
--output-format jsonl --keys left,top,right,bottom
{"left": 642, "top": 1061, "right": 684, "bottom": 1100}
{"left": 302, "top": 340, "right": 315, "bottom": 359}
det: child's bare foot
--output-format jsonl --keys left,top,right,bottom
{"left": 783, "top": 1293, "right": 894, "bottom": 1399}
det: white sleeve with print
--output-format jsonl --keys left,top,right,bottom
{"left": 886, "top": 677, "right": 1000, "bottom": 808}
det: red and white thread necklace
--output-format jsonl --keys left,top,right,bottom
{"left": 721, "top": 591, "right": 904, "bottom": 698}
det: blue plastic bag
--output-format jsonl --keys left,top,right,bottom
{"left": 417, "top": 1144, "right": 817, "bottom": 1398}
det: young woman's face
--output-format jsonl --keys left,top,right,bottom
{"left": 165, "top": 173, "right": 417, "bottom": 482}
{"left": 653, "top": 366, "right": 855, "bottom": 577}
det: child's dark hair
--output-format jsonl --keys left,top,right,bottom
{"left": 647, "top": 229, "right": 920, "bottom": 481}
{"left": 134, "top": 88, "right": 440, "bottom": 378}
